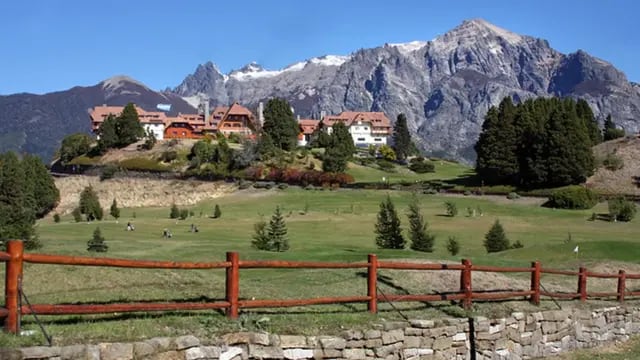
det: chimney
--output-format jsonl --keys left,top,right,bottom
{"left": 297, "top": 114, "right": 301, "bottom": 121}
{"left": 203, "top": 100, "right": 210, "bottom": 122}
{"left": 320, "top": 110, "right": 326, "bottom": 120}
{"left": 258, "top": 102, "right": 264, "bottom": 127}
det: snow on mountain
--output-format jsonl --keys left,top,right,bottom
{"left": 388, "top": 41, "right": 428, "bottom": 55}
{"left": 308, "top": 55, "right": 351, "bottom": 67}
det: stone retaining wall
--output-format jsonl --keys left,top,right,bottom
{"left": 3, "top": 306, "right": 639, "bottom": 360}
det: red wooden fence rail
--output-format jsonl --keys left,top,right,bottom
{"left": 0, "top": 240, "right": 638, "bottom": 334}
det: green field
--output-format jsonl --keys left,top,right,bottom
{"left": 2, "top": 187, "right": 640, "bottom": 347}
{"left": 346, "top": 159, "right": 473, "bottom": 183}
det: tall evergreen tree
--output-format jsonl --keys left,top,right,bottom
{"left": 515, "top": 99, "right": 548, "bottom": 187}
{"left": 0, "top": 152, "right": 35, "bottom": 243}
{"left": 79, "top": 186, "right": 103, "bottom": 221}
{"left": 483, "top": 220, "right": 510, "bottom": 253}
{"left": 97, "top": 114, "right": 118, "bottom": 151}
{"left": 22, "top": 154, "right": 59, "bottom": 218}
{"left": 544, "top": 105, "right": 594, "bottom": 187}
{"left": 475, "top": 98, "right": 519, "bottom": 184}
{"left": 331, "top": 121, "right": 356, "bottom": 156}
{"left": 374, "top": 195, "right": 405, "bottom": 249}
{"left": 268, "top": 206, "right": 289, "bottom": 252}
{"left": 603, "top": 114, "right": 625, "bottom": 141}
{"left": 115, "top": 103, "right": 145, "bottom": 147}
{"left": 575, "top": 99, "right": 602, "bottom": 145}
{"left": 262, "top": 98, "right": 299, "bottom": 151}
{"left": 392, "top": 113, "right": 412, "bottom": 161}
{"left": 407, "top": 193, "right": 435, "bottom": 252}
{"left": 110, "top": 199, "right": 120, "bottom": 221}
{"left": 323, "top": 121, "right": 354, "bottom": 173}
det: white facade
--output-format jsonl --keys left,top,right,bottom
{"left": 143, "top": 123, "right": 165, "bottom": 140}
{"left": 349, "top": 121, "right": 388, "bottom": 147}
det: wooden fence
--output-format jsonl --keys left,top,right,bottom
{"left": 1, "top": 240, "right": 639, "bottom": 334}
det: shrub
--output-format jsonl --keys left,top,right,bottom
{"left": 24, "top": 233, "right": 43, "bottom": 250}
{"left": 227, "top": 132, "right": 242, "bottom": 144}
{"left": 446, "top": 236, "right": 460, "bottom": 256}
{"left": 160, "top": 150, "right": 178, "bottom": 163}
{"left": 483, "top": 220, "right": 510, "bottom": 253}
{"left": 602, "top": 153, "right": 624, "bottom": 171}
{"left": 213, "top": 204, "right": 221, "bottom": 219}
{"left": 608, "top": 197, "right": 637, "bottom": 222}
{"left": 53, "top": 213, "right": 61, "bottom": 223}
{"left": 376, "top": 159, "right": 395, "bottom": 172}
{"left": 179, "top": 209, "right": 189, "bottom": 220}
{"left": 170, "top": 203, "right": 180, "bottom": 219}
{"left": 379, "top": 144, "right": 396, "bottom": 161}
{"left": 87, "top": 227, "right": 108, "bottom": 252}
{"left": 277, "top": 183, "right": 289, "bottom": 190}
{"left": 409, "top": 159, "right": 435, "bottom": 173}
{"left": 100, "top": 164, "right": 119, "bottom": 181}
{"left": 507, "top": 192, "right": 520, "bottom": 200}
{"left": 511, "top": 240, "right": 524, "bottom": 249}
{"left": 118, "top": 157, "right": 170, "bottom": 172}
{"left": 72, "top": 208, "right": 82, "bottom": 222}
{"left": 546, "top": 186, "right": 598, "bottom": 210}
{"left": 444, "top": 201, "right": 458, "bottom": 217}
{"left": 463, "top": 190, "right": 472, "bottom": 196}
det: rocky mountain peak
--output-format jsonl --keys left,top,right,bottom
{"left": 101, "top": 75, "right": 149, "bottom": 91}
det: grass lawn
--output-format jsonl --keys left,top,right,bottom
{"left": 1, "top": 188, "right": 639, "bottom": 346}
{"left": 346, "top": 159, "right": 473, "bottom": 183}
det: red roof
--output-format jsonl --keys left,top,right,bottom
{"left": 320, "top": 111, "right": 391, "bottom": 128}
{"left": 299, "top": 119, "right": 320, "bottom": 135}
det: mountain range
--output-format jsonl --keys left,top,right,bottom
{"left": 2, "top": 18, "right": 639, "bottom": 163}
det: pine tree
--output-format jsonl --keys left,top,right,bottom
{"left": 22, "top": 154, "right": 60, "bottom": 218}
{"left": 87, "top": 227, "right": 108, "bottom": 252}
{"left": 268, "top": 206, "right": 289, "bottom": 252}
{"left": 79, "top": 186, "right": 103, "bottom": 221}
{"left": 392, "top": 113, "right": 412, "bottom": 161}
{"left": 72, "top": 207, "right": 82, "bottom": 222}
{"left": 110, "top": 199, "right": 120, "bottom": 221}
{"left": 251, "top": 220, "right": 271, "bottom": 250}
{"left": 0, "top": 152, "right": 35, "bottom": 243}
{"left": 115, "top": 103, "right": 144, "bottom": 147}
{"left": 603, "top": 114, "right": 625, "bottom": 141}
{"left": 575, "top": 99, "right": 602, "bottom": 145}
{"left": 483, "top": 220, "right": 510, "bottom": 253}
{"left": 374, "top": 195, "right": 405, "bottom": 249}
{"left": 331, "top": 121, "right": 356, "bottom": 157}
{"left": 262, "top": 98, "right": 299, "bottom": 151}
{"left": 544, "top": 104, "right": 594, "bottom": 187}
{"left": 446, "top": 236, "right": 460, "bottom": 256}
{"left": 213, "top": 204, "right": 221, "bottom": 219}
{"left": 170, "top": 203, "right": 180, "bottom": 219}
{"left": 475, "top": 97, "right": 519, "bottom": 184}
{"left": 97, "top": 114, "right": 118, "bottom": 152}
{"left": 407, "top": 193, "right": 435, "bottom": 252}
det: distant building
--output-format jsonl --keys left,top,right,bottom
{"left": 89, "top": 102, "right": 258, "bottom": 141}
{"left": 320, "top": 111, "right": 392, "bottom": 147}
{"left": 90, "top": 105, "right": 167, "bottom": 140}
{"left": 297, "top": 119, "right": 320, "bottom": 146}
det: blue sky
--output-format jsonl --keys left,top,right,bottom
{"left": 0, "top": 0, "right": 638, "bottom": 95}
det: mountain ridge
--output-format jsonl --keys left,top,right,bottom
{"left": 1, "top": 18, "right": 639, "bottom": 163}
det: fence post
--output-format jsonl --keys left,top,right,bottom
{"left": 530, "top": 261, "right": 541, "bottom": 305}
{"left": 617, "top": 270, "right": 626, "bottom": 303}
{"left": 4, "top": 240, "right": 24, "bottom": 334}
{"left": 460, "top": 259, "right": 472, "bottom": 310}
{"left": 577, "top": 267, "right": 587, "bottom": 302}
{"left": 367, "top": 254, "right": 378, "bottom": 313}
{"left": 225, "top": 252, "right": 239, "bottom": 319}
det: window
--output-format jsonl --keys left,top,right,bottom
{"left": 374, "top": 138, "right": 382, "bottom": 141}
{"left": 364, "top": 127, "right": 368, "bottom": 130}
{"left": 357, "top": 137, "right": 365, "bottom": 141}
